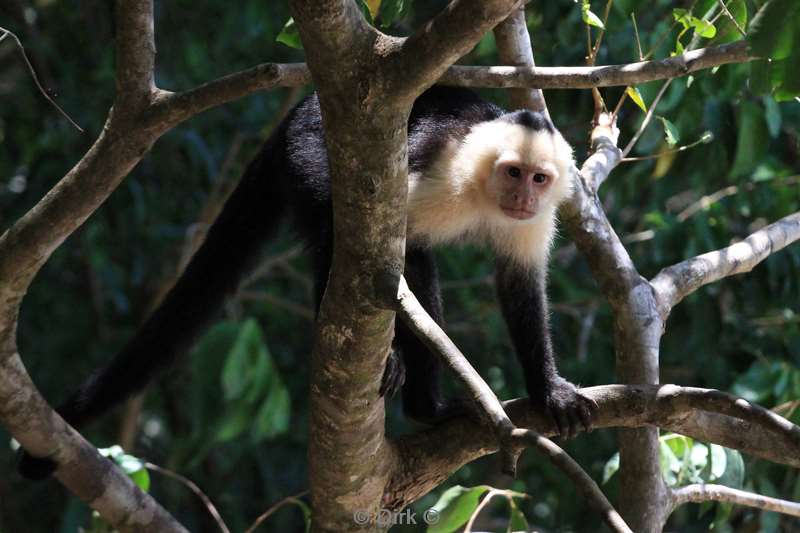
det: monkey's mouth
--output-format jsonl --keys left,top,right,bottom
{"left": 501, "top": 207, "right": 537, "bottom": 220}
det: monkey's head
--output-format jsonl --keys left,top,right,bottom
{"left": 467, "top": 110, "right": 574, "bottom": 224}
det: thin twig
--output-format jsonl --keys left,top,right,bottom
{"left": 511, "top": 429, "right": 632, "bottom": 533}
{"left": 242, "top": 244, "right": 305, "bottom": 288}
{"left": 238, "top": 290, "right": 315, "bottom": 320}
{"left": 463, "top": 489, "right": 501, "bottom": 533}
{"left": 591, "top": 0, "right": 615, "bottom": 60}
{"left": 621, "top": 133, "right": 712, "bottom": 162}
{"left": 671, "top": 483, "right": 800, "bottom": 517}
{"left": 145, "top": 462, "right": 231, "bottom": 533}
{"left": 621, "top": 79, "right": 672, "bottom": 158}
{"left": 243, "top": 491, "right": 310, "bottom": 533}
{"left": 0, "top": 25, "right": 83, "bottom": 132}
{"left": 675, "top": 175, "right": 800, "bottom": 222}
{"left": 631, "top": 13, "right": 643, "bottom": 60}
{"left": 717, "top": 0, "right": 746, "bottom": 36}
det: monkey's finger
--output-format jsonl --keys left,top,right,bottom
{"left": 552, "top": 409, "right": 570, "bottom": 439}
{"left": 566, "top": 410, "right": 582, "bottom": 439}
{"left": 578, "top": 403, "right": 594, "bottom": 433}
{"left": 581, "top": 393, "right": 600, "bottom": 411}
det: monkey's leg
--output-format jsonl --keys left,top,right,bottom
{"left": 393, "top": 247, "right": 469, "bottom": 423}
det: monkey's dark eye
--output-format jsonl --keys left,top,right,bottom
{"left": 533, "top": 173, "right": 548, "bottom": 184}
{"left": 507, "top": 166, "right": 522, "bottom": 178}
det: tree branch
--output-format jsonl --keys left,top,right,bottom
{"left": 115, "top": 0, "right": 156, "bottom": 100}
{"left": 0, "top": 354, "right": 186, "bottom": 532}
{"left": 439, "top": 41, "right": 751, "bottom": 88}
{"left": 385, "top": 384, "right": 800, "bottom": 510}
{"left": 145, "top": 463, "right": 230, "bottom": 533}
{"left": 390, "top": 277, "right": 631, "bottom": 531}
{"left": 670, "top": 484, "right": 800, "bottom": 517}
{"left": 491, "top": 6, "right": 547, "bottom": 113}
{"left": 651, "top": 211, "right": 800, "bottom": 318}
{"left": 389, "top": 0, "right": 520, "bottom": 99}
{"left": 0, "top": 1, "right": 186, "bottom": 529}
{"left": 510, "top": 429, "right": 631, "bottom": 533}
{"left": 150, "top": 64, "right": 311, "bottom": 130}
{"left": 393, "top": 276, "right": 515, "bottom": 455}
{"left": 141, "top": 41, "right": 753, "bottom": 119}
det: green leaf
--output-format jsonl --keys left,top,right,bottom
{"left": 129, "top": 468, "right": 151, "bottom": 493}
{"left": 507, "top": 498, "right": 529, "bottom": 533}
{"left": 214, "top": 404, "right": 253, "bottom": 442}
{"left": 221, "top": 318, "right": 266, "bottom": 400}
{"left": 276, "top": 18, "right": 303, "bottom": 49}
{"left": 692, "top": 18, "right": 717, "bottom": 39}
{"left": 602, "top": 452, "right": 620, "bottom": 484}
{"left": 716, "top": 448, "right": 746, "bottom": 488}
{"left": 427, "top": 485, "right": 490, "bottom": 533}
{"left": 626, "top": 86, "right": 647, "bottom": 112}
{"left": 251, "top": 375, "right": 291, "bottom": 440}
{"left": 748, "top": 0, "right": 798, "bottom": 59}
{"left": 709, "top": 443, "right": 727, "bottom": 480}
{"left": 659, "top": 439, "right": 681, "bottom": 486}
{"left": 378, "top": 0, "right": 406, "bottom": 28}
{"left": 581, "top": 1, "right": 605, "bottom": 29}
{"left": 689, "top": 443, "right": 709, "bottom": 481}
{"left": 657, "top": 116, "right": 680, "bottom": 146}
{"left": 364, "top": 0, "right": 381, "bottom": 19}
{"left": 673, "top": 8, "right": 691, "bottom": 28}
{"left": 356, "top": 0, "right": 374, "bottom": 24}
{"left": 98, "top": 447, "right": 150, "bottom": 492}
{"left": 715, "top": 0, "right": 747, "bottom": 44}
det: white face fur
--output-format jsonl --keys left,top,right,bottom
{"left": 407, "top": 117, "right": 574, "bottom": 267}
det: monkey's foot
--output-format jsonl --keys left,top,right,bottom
{"left": 379, "top": 350, "right": 406, "bottom": 398}
{"left": 537, "top": 377, "right": 598, "bottom": 439}
{"left": 17, "top": 449, "right": 57, "bottom": 481}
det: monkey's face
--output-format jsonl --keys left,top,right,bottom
{"left": 471, "top": 121, "right": 574, "bottom": 224}
{"left": 491, "top": 158, "right": 558, "bottom": 220}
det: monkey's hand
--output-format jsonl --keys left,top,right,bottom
{"left": 17, "top": 449, "right": 58, "bottom": 481}
{"left": 538, "top": 377, "right": 597, "bottom": 439}
{"left": 379, "top": 350, "right": 406, "bottom": 398}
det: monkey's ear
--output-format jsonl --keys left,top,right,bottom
{"left": 17, "top": 449, "right": 58, "bottom": 481}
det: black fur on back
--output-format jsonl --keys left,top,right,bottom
{"left": 408, "top": 86, "right": 504, "bottom": 173}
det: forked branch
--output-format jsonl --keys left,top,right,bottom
{"left": 388, "top": 384, "right": 800, "bottom": 510}
{"left": 391, "top": 276, "right": 631, "bottom": 533}
{"left": 651, "top": 211, "right": 800, "bottom": 318}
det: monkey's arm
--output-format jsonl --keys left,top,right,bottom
{"left": 495, "top": 258, "right": 595, "bottom": 438}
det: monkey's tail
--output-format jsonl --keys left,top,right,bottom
{"left": 71, "top": 144, "right": 291, "bottom": 427}
{"left": 18, "top": 127, "right": 292, "bottom": 480}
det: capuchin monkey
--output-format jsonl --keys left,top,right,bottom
{"left": 18, "top": 86, "right": 596, "bottom": 480}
